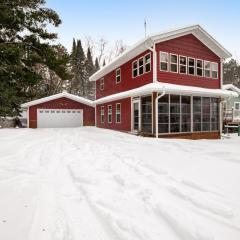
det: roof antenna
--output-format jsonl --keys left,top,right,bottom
{"left": 144, "top": 18, "right": 147, "bottom": 37}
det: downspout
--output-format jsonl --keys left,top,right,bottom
{"left": 155, "top": 88, "right": 166, "bottom": 138}
{"left": 147, "top": 42, "right": 157, "bottom": 83}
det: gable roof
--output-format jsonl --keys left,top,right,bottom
{"left": 222, "top": 84, "right": 240, "bottom": 95}
{"left": 90, "top": 24, "right": 231, "bottom": 82}
{"left": 21, "top": 92, "right": 95, "bottom": 108}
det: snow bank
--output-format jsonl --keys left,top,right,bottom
{"left": 0, "top": 128, "right": 240, "bottom": 240}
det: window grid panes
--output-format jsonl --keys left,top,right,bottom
{"left": 145, "top": 54, "right": 151, "bottom": 73}
{"left": 116, "top": 103, "right": 121, "bottom": 123}
{"left": 160, "top": 52, "right": 169, "bottom": 71}
{"left": 188, "top": 58, "right": 195, "bottom": 75}
{"left": 141, "top": 96, "right": 152, "bottom": 133}
{"left": 170, "top": 54, "right": 178, "bottom": 73}
{"left": 179, "top": 56, "right": 187, "bottom": 74}
{"left": 196, "top": 59, "right": 203, "bottom": 77}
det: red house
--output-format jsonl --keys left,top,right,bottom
{"left": 90, "top": 25, "right": 236, "bottom": 139}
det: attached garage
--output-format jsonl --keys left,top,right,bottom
{"left": 22, "top": 92, "right": 95, "bottom": 128}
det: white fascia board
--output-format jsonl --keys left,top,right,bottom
{"left": 95, "top": 82, "right": 238, "bottom": 105}
{"left": 21, "top": 92, "right": 95, "bottom": 108}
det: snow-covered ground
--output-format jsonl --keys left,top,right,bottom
{"left": 0, "top": 127, "right": 240, "bottom": 240}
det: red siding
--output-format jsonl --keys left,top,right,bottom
{"left": 96, "top": 50, "right": 153, "bottom": 99}
{"left": 96, "top": 98, "right": 131, "bottom": 132}
{"left": 29, "top": 97, "right": 95, "bottom": 128}
{"left": 156, "top": 34, "right": 221, "bottom": 89}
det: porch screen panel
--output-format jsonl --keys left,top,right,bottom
{"left": 170, "top": 95, "right": 180, "bottom": 132}
{"left": 141, "top": 96, "right": 152, "bottom": 133}
{"left": 202, "top": 97, "right": 211, "bottom": 131}
{"left": 193, "top": 97, "right": 202, "bottom": 131}
{"left": 181, "top": 96, "right": 191, "bottom": 132}
{"left": 211, "top": 98, "right": 219, "bottom": 131}
{"left": 158, "top": 94, "right": 169, "bottom": 133}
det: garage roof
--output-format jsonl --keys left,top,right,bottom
{"left": 90, "top": 24, "right": 231, "bottom": 82}
{"left": 21, "top": 92, "right": 95, "bottom": 108}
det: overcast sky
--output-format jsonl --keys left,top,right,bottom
{"left": 46, "top": 0, "right": 240, "bottom": 59}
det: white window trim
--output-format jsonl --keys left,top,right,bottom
{"left": 204, "top": 60, "right": 211, "bottom": 78}
{"left": 196, "top": 59, "right": 203, "bottom": 77}
{"left": 100, "top": 106, "right": 104, "bottom": 123}
{"left": 160, "top": 51, "right": 169, "bottom": 72}
{"left": 188, "top": 57, "right": 195, "bottom": 76}
{"left": 100, "top": 78, "right": 104, "bottom": 90}
{"left": 108, "top": 105, "right": 112, "bottom": 123}
{"left": 132, "top": 60, "right": 138, "bottom": 78}
{"left": 211, "top": 62, "right": 218, "bottom": 79}
{"left": 144, "top": 53, "right": 151, "bottom": 73}
{"left": 179, "top": 55, "right": 187, "bottom": 74}
{"left": 138, "top": 57, "right": 144, "bottom": 76}
{"left": 116, "top": 103, "right": 121, "bottom": 123}
{"left": 234, "top": 102, "right": 240, "bottom": 110}
{"left": 170, "top": 53, "right": 178, "bottom": 73}
{"left": 116, "top": 68, "right": 121, "bottom": 84}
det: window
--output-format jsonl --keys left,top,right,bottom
{"left": 196, "top": 59, "right": 203, "bottom": 77}
{"left": 211, "top": 62, "right": 218, "bottom": 79}
{"left": 211, "top": 98, "right": 219, "bottom": 131}
{"left": 108, "top": 105, "right": 112, "bottom": 123}
{"left": 234, "top": 102, "right": 240, "bottom": 110}
{"left": 158, "top": 94, "right": 169, "bottom": 133}
{"left": 100, "top": 78, "right": 104, "bottom": 90}
{"left": 160, "top": 52, "right": 169, "bottom": 71}
{"left": 141, "top": 96, "right": 152, "bottom": 133}
{"left": 170, "top": 95, "right": 180, "bottom": 132}
{"left": 170, "top": 54, "right": 178, "bottom": 73}
{"left": 188, "top": 58, "right": 195, "bottom": 75}
{"left": 138, "top": 57, "right": 144, "bottom": 75}
{"left": 116, "top": 68, "right": 121, "bottom": 83}
{"left": 132, "top": 60, "right": 138, "bottom": 78}
{"left": 116, "top": 103, "right": 121, "bottom": 123}
{"left": 202, "top": 97, "right": 211, "bottom": 131}
{"left": 181, "top": 96, "right": 191, "bottom": 132}
{"left": 204, "top": 61, "right": 211, "bottom": 77}
{"left": 179, "top": 56, "right": 187, "bottom": 74}
{"left": 145, "top": 54, "right": 151, "bottom": 73}
{"left": 193, "top": 97, "right": 202, "bottom": 131}
{"left": 100, "top": 106, "right": 104, "bottom": 123}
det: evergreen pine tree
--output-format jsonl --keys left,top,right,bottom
{"left": 85, "top": 47, "right": 95, "bottom": 99}
{"left": 103, "top": 59, "right": 106, "bottom": 67}
{"left": 95, "top": 58, "right": 100, "bottom": 71}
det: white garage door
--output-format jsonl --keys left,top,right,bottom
{"left": 37, "top": 109, "right": 83, "bottom": 128}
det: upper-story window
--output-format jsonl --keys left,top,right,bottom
{"left": 160, "top": 52, "right": 169, "bottom": 71}
{"left": 211, "top": 62, "right": 218, "bottom": 79}
{"left": 100, "top": 78, "right": 104, "bottom": 90}
{"left": 132, "top": 54, "right": 151, "bottom": 78}
{"left": 132, "top": 60, "right": 138, "bottom": 78}
{"left": 138, "top": 57, "right": 144, "bottom": 75}
{"left": 204, "top": 61, "right": 211, "bottom": 77}
{"left": 108, "top": 105, "right": 112, "bottom": 123}
{"left": 179, "top": 56, "right": 187, "bottom": 74}
{"left": 196, "top": 59, "right": 203, "bottom": 77}
{"left": 116, "top": 68, "right": 121, "bottom": 83}
{"left": 145, "top": 53, "right": 151, "bottom": 73}
{"left": 188, "top": 58, "right": 195, "bottom": 75}
{"left": 170, "top": 54, "right": 178, "bottom": 73}
{"left": 100, "top": 106, "right": 104, "bottom": 123}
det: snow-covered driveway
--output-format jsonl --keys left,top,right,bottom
{"left": 0, "top": 127, "right": 240, "bottom": 240}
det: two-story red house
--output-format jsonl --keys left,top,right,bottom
{"left": 90, "top": 25, "right": 236, "bottom": 139}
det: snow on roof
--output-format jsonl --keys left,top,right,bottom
{"left": 222, "top": 84, "right": 240, "bottom": 95}
{"left": 90, "top": 24, "right": 231, "bottom": 82}
{"left": 21, "top": 92, "right": 95, "bottom": 108}
{"left": 95, "top": 82, "right": 238, "bottom": 104}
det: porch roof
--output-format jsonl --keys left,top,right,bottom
{"left": 95, "top": 82, "right": 238, "bottom": 104}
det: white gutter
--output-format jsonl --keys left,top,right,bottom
{"left": 155, "top": 88, "right": 166, "bottom": 138}
{"left": 147, "top": 43, "right": 157, "bottom": 83}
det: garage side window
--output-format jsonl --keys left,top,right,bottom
{"left": 108, "top": 105, "right": 112, "bottom": 123}
{"left": 100, "top": 106, "right": 104, "bottom": 123}
{"left": 116, "top": 103, "right": 121, "bottom": 123}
